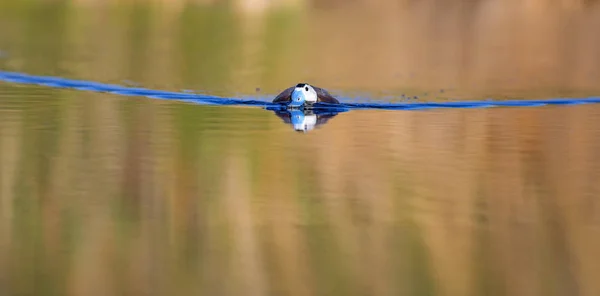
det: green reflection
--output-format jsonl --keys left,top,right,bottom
{"left": 2, "top": 1, "right": 600, "bottom": 296}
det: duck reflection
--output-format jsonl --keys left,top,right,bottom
{"left": 268, "top": 108, "right": 346, "bottom": 133}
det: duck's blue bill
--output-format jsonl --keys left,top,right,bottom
{"left": 289, "top": 89, "right": 305, "bottom": 107}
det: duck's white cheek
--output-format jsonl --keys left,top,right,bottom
{"left": 305, "top": 92, "right": 317, "bottom": 102}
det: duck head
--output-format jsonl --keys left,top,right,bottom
{"left": 289, "top": 83, "right": 318, "bottom": 107}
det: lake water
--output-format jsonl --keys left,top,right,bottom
{"left": 1, "top": 1, "right": 600, "bottom": 296}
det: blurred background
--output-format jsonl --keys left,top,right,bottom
{"left": 1, "top": 0, "right": 600, "bottom": 295}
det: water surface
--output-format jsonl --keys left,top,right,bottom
{"left": 1, "top": 1, "right": 600, "bottom": 296}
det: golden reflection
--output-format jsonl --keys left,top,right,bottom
{"left": 2, "top": 89, "right": 599, "bottom": 295}
{"left": 1, "top": 1, "right": 600, "bottom": 296}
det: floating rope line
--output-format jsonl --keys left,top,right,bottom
{"left": 2, "top": 70, "right": 600, "bottom": 111}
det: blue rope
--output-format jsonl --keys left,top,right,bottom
{"left": 2, "top": 70, "right": 600, "bottom": 111}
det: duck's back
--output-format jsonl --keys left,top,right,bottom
{"left": 272, "top": 86, "right": 294, "bottom": 103}
{"left": 313, "top": 86, "right": 339, "bottom": 104}
{"left": 272, "top": 85, "right": 339, "bottom": 104}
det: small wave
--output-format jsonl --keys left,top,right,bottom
{"left": 2, "top": 70, "right": 600, "bottom": 111}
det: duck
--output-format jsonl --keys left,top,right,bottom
{"left": 272, "top": 83, "right": 340, "bottom": 108}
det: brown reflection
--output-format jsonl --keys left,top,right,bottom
{"left": 305, "top": 1, "right": 600, "bottom": 98}
{"left": 1, "top": 88, "right": 600, "bottom": 295}
{"left": 1, "top": 1, "right": 600, "bottom": 296}
{"left": 1, "top": 0, "right": 599, "bottom": 99}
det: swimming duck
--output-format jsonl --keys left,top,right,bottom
{"left": 273, "top": 83, "right": 340, "bottom": 108}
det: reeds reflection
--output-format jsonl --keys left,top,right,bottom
{"left": 1, "top": 1, "right": 600, "bottom": 99}
{"left": 1, "top": 1, "right": 600, "bottom": 296}
{"left": 1, "top": 86, "right": 600, "bottom": 296}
